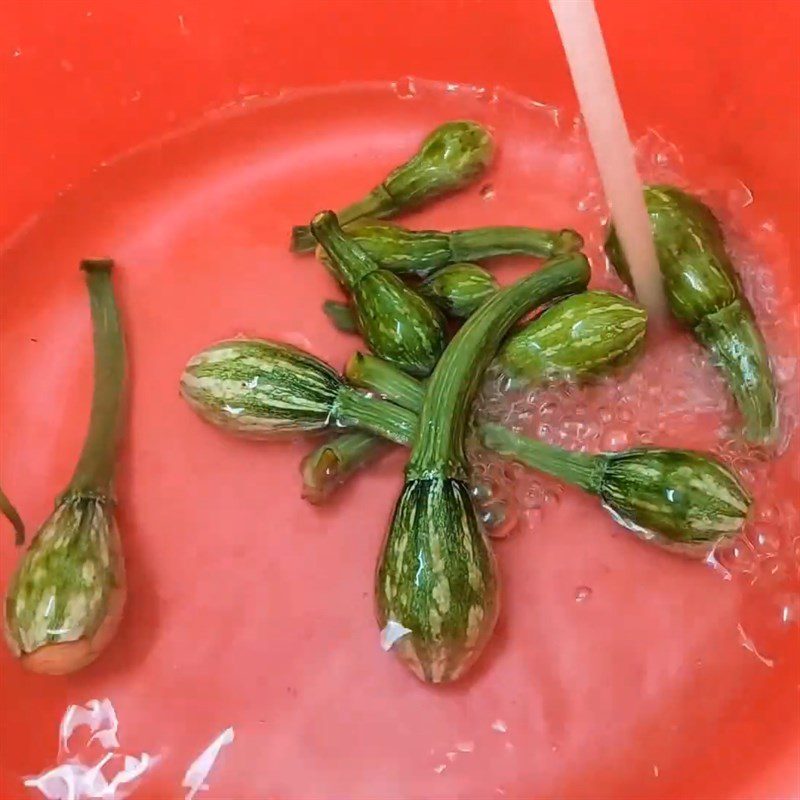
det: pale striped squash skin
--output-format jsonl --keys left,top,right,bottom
{"left": 376, "top": 476, "right": 499, "bottom": 684}
{"left": 180, "top": 339, "right": 342, "bottom": 437}
{"left": 4, "top": 494, "right": 123, "bottom": 656}
{"left": 600, "top": 449, "right": 751, "bottom": 543}
{"left": 498, "top": 291, "right": 647, "bottom": 383}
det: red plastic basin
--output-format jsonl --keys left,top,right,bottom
{"left": 1, "top": 2, "right": 798, "bottom": 799}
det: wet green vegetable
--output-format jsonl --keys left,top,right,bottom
{"left": 180, "top": 337, "right": 417, "bottom": 443}
{"left": 497, "top": 290, "right": 647, "bottom": 384}
{"left": 606, "top": 185, "right": 777, "bottom": 445}
{"left": 418, "top": 262, "right": 499, "bottom": 318}
{"left": 304, "top": 291, "right": 646, "bottom": 500}
{"left": 317, "top": 219, "right": 583, "bottom": 278}
{"left": 322, "top": 299, "right": 359, "bottom": 334}
{"left": 483, "top": 424, "right": 751, "bottom": 552}
{"left": 291, "top": 120, "right": 494, "bottom": 252}
{"left": 4, "top": 260, "right": 127, "bottom": 675}
{"left": 321, "top": 262, "right": 499, "bottom": 332}
{"left": 301, "top": 431, "right": 390, "bottom": 505}
{"left": 311, "top": 211, "right": 446, "bottom": 377}
{"left": 376, "top": 254, "right": 590, "bottom": 683}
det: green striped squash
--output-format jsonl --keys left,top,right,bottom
{"left": 498, "top": 291, "right": 647, "bottom": 383}
{"left": 180, "top": 339, "right": 342, "bottom": 437}
{"left": 606, "top": 185, "right": 777, "bottom": 445}
{"left": 4, "top": 494, "right": 124, "bottom": 658}
{"left": 600, "top": 449, "right": 752, "bottom": 544}
{"left": 291, "top": 120, "right": 494, "bottom": 252}
{"left": 376, "top": 477, "right": 498, "bottom": 683}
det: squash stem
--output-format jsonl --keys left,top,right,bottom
{"left": 0, "top": 485, "right": 25, "bottom": 545}
{"left": 408, "top": 254, "right": 590, "bottom": 480}
{"left": 66, "top": 260, "right": 126, "bottom": 497}
{"left": 481, "top": 424, "right": 605, "bottom": 493}
{"left": 301, "top": 432, "right": 389, "bottom": 504}
{"left": 345, "top": 352, "right": 424, "bottom": 412}
{"left": 449, "top": 226, "right": 583, "bottom": 261}
{"left": 291, "top": 187, "right": 396, "bottom": 253}
{"left": 322, "top": 300, "right": 358, "bottom": 334}
{"left": 310, "top": 211, "right": 380, "bottom": 289}
{"left": 332, "top": 387, "right": 417, "bottom": 446}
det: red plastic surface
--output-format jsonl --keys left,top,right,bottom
{"left": 1, "top": 2, "right": 799, "bottom": 799}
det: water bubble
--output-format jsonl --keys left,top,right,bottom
{"left": 470, "top": 481, "right": 495, "bottom": 504}
{"left": 482, "top": 501, "right": 520, "bottom": 539}
{"left": 717, "top": 541, "right": 757, "bottom": 576}
{"left": 752, "top": 527, "right": 781, "bottom": 555}
{"left": 575, "top": 586, "right": 592, "bottom": 603}
{"left": 392, "top": 76, "right": 417, "bottom": 100}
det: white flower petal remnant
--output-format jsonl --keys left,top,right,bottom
{"left": 379, "top": 620, "right": 413, "bottom": 652}
{"left": 182, "top": 727, "right": 235, "bottom": 800}
{"left": 23, "top": 753, "right": 154, "bottom": 800}
{"left": 59, "top": 698, "right": 120, "bottom": 757}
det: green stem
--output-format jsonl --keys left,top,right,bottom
{"left": 66, "top": 259, "right": 126, "bottom": 497}
{"left": 345, "top": 352, "right": 424, "bottom": 411}
{"left": 310, "top": 211, "right": 379, "bottom": 290}
{"left": 694, "top": 298, "right": 778, "bottom": 446}
{"left": 301, "top": 432, "right": 390, "bottom": 504}
{"left": 322, "top": 300, "right": 358, "bottom": 334}
{"left": 291, "top": 187, "right": 396, "bottom": 253}
{"left": 481, "top": 424, "right": 605, "bottom": 493}
{"left": 408, "top": 254, "right": 591, "bottom": 480}
{"left": 332, "top": 386, "right": 417, "bottom": 446}
{"left": 0, "top": 485, "right": 25, "bottom": 545}
{"left": 449, "top": 227, "right": 583, "bottom": 261}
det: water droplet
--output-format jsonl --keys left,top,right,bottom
{"left": 779, "top": 594, "right": 800, "bottom": 626}
{"left": 601, "top": 429, "right": 629, "bottom": 450}
{"left": 575, "top": 586, "right": 592, "bottom": 603}
{"left": 491, "top": 719, "right": 508, "bottom": 733}
{"left": 392, "top": 76, "right": 417, "bottom": 100}
{"left": 12, "top": 47, "right": 22, "bottom": 58}
{"left": 475, "top": 86, "right": 500, "bottom": 104}
{"left": 480, "top": 184, "right": 496, "bottom": 201}
{"left": 455, "top": 740, "right": 475, "bottom": 753}
{"left": 433, "top": 764, "right": 447, "bottom": 775}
